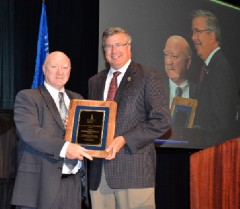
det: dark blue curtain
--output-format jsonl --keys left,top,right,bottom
{"left": 0, "top": 1, "right": 99, "bottom": 209}
{"left": 0, "top": 0, "right": 99, "bottom": 109}
{"left": 0, "top": 0, "right": 15, "bottom": 109}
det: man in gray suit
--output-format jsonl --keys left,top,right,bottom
{"left": 163, "top": 35, "right": 197, "bottom": 108}
{"left": 11, "top": 51, "right": 93, "bottom": 209}
{"left": 88, "top": 27, "right": 171, "bottom": 209}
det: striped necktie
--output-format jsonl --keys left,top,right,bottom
{"left": 106, "top": 71, "right": 121, "bottom": 101}
{"left": 58, "top": 92, "right": 77, "bottom": 171}
{"left": 58, "top": 92, "right": 68, "bottom": 126}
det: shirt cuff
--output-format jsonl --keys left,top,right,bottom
{"left": 60, "top": 141, "right": 70, "bottom": 158}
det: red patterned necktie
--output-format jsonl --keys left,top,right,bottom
{"left": 106, "top": 71, "right": 121, "bottom": 101}
{"left": 199, "top": 64, "right": 207, "bottom": 83}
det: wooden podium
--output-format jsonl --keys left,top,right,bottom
{"left": 190, "top": 137, "right": 240, "bottom": 209}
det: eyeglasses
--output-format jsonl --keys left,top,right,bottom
{"left": 190, "top": 29, "right": 211, "bottom": 37}
{"left": 104, "top": 43, "right": 128, "bottom": 50}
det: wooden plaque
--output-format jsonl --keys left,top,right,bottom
{"left": 65, "top": 99, "right": 117, "bottom": 158}
{"left": 170, "top": 97, "right": 197, "bottom": 128}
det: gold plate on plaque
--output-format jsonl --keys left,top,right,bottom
{"left": 65, "top": 99, "right": 117, "bottom": 158}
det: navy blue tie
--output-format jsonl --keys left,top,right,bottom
{"left": 175, "top": 87, "right": 183, "bottom": 97}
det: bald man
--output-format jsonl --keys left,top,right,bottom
{"left": 11, "top": 51, "right": 92, "bottom": 209}
{"left": 163, "top": 35, "right": 197, "bottom": 108}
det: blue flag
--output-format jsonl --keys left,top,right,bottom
{"left": 31, "top": 2, "right": 49, "bottom": 89}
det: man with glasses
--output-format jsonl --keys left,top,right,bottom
{"left": 191, "top": 9, "right": 237, "bottom": 145}
{"left": 88, "top": 26, "right": 171, "bottom": 209}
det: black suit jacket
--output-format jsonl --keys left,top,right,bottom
{"left": 88, "top": 61, "right": 171, "bottom": 190}
{"left": 11, "top": 85, "right": 85, "bottom": 209}
{"left": 194, "top": 49, "right": 238, "bottom": 145}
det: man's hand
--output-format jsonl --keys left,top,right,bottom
{"left": 105, "top": 136, "right": 126, "bottom": 160}
{"left": 66, "top": 143, "right": 93, "bottom": 161}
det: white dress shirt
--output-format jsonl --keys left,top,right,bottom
{"left": 103, "top": 59, "right": 131, "bottom": 101}
{"left": 169, "top": 79, "right": 189, "bottom": 108}
{"left": 44, "top": 81, "right": 82, "bottom": 174}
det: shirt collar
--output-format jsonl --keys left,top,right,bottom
{"left": 169, "top": 79, "right": 189, "bottom": 90}
{"left": 44, "top": 81, "right": 65, "bottom": 99}
{"left": 205, "top": 47, "right": 220, "bottom": 66}
{"left": 109, "top": 59, "right": 131, "bottom": 75}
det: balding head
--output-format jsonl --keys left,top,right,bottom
{"left": 43, "top": 51, "right": 71, "bottom": 91}
{"left": 163, "top": 35, "right": 192, "bottom": 85}
{"left": 44, "top": 51, "right": 71, "bottom": 66}
{"left": 165, "top": 36, "right": 192, "bottom": 58}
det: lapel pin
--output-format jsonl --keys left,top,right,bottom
{"left": 127, "top": 76, "right": 131, "bottom": 81}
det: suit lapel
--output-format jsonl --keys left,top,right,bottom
{"left": 90, "top": 69, "right": 108, "bottom": 100}
{"left": 189, "top": 81, "right": 196, "bottom": 99}
{"left": 98, "top": 71, "right": 108, "bottom": 100}
{"left": 66, "top": 90, "right": 77, "bottom": 100}
{"left": 163, "top": 80, "right": 170, "bottom": 107}
{"left": 114, "top": 61, "right": 137, "bottom": 102}
{"left": 204, "top": 49, "right": 222, "bottom": 79}
{"left": 39, "top": 85, "right": 65, "bottom": 130}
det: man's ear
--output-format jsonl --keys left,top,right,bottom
{"left": 210, "top": 31, "right": 216, "bottom": 44}
{"left": 186, "top": 57, "right": 192, "bottom": 70}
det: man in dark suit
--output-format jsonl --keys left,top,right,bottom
{"left": 11, "top": 51, "right": 93, "bottom": 209}
{"left": 163, "top": 35, "right": 197, "bottom": 108}
{"left": 88, "top": 27, "right": 171, "bottom": 209}
{"left": 191, "top": 10, "right": 238, "bottom": 145}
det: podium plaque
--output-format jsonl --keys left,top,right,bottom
{"left": 65, "top": 99, "right": 117, "bottom": 158}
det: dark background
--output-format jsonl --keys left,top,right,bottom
{"left": 98, "top": 0, "right": 240, "bottom": 149}
{"left": 14, "top": 0, "right": 99, "bottom": 100}
{"left": 99, "top": 0, "right": 240, "bottom": 87}
{"left": 1, "top": 0, "right": 99, "bottom": 109}
{"left": 1, "top": 0, "right": 240, "bottom": 109}
{"left": 0, "top": 1, "right": 240, "bottom": 209}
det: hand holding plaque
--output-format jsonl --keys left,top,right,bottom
{"left": 64, "top": 99, "right": 117, "bottom": 158}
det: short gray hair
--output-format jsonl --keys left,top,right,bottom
{"left": 192, "top": 9, "right": 222, "bottom": 45}
{"left": 102, "top": 27, "right": 132, "bottom": 47}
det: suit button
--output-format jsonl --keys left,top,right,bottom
{"left": 58, "top": 167, "right": 62, "bottom": 171}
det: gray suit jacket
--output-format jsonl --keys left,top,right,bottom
{"left": 88, "top": 61, "right": 171, "bottom": 190}
{"left": 11, "top": 85, "right": 83, "bottom": 209}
